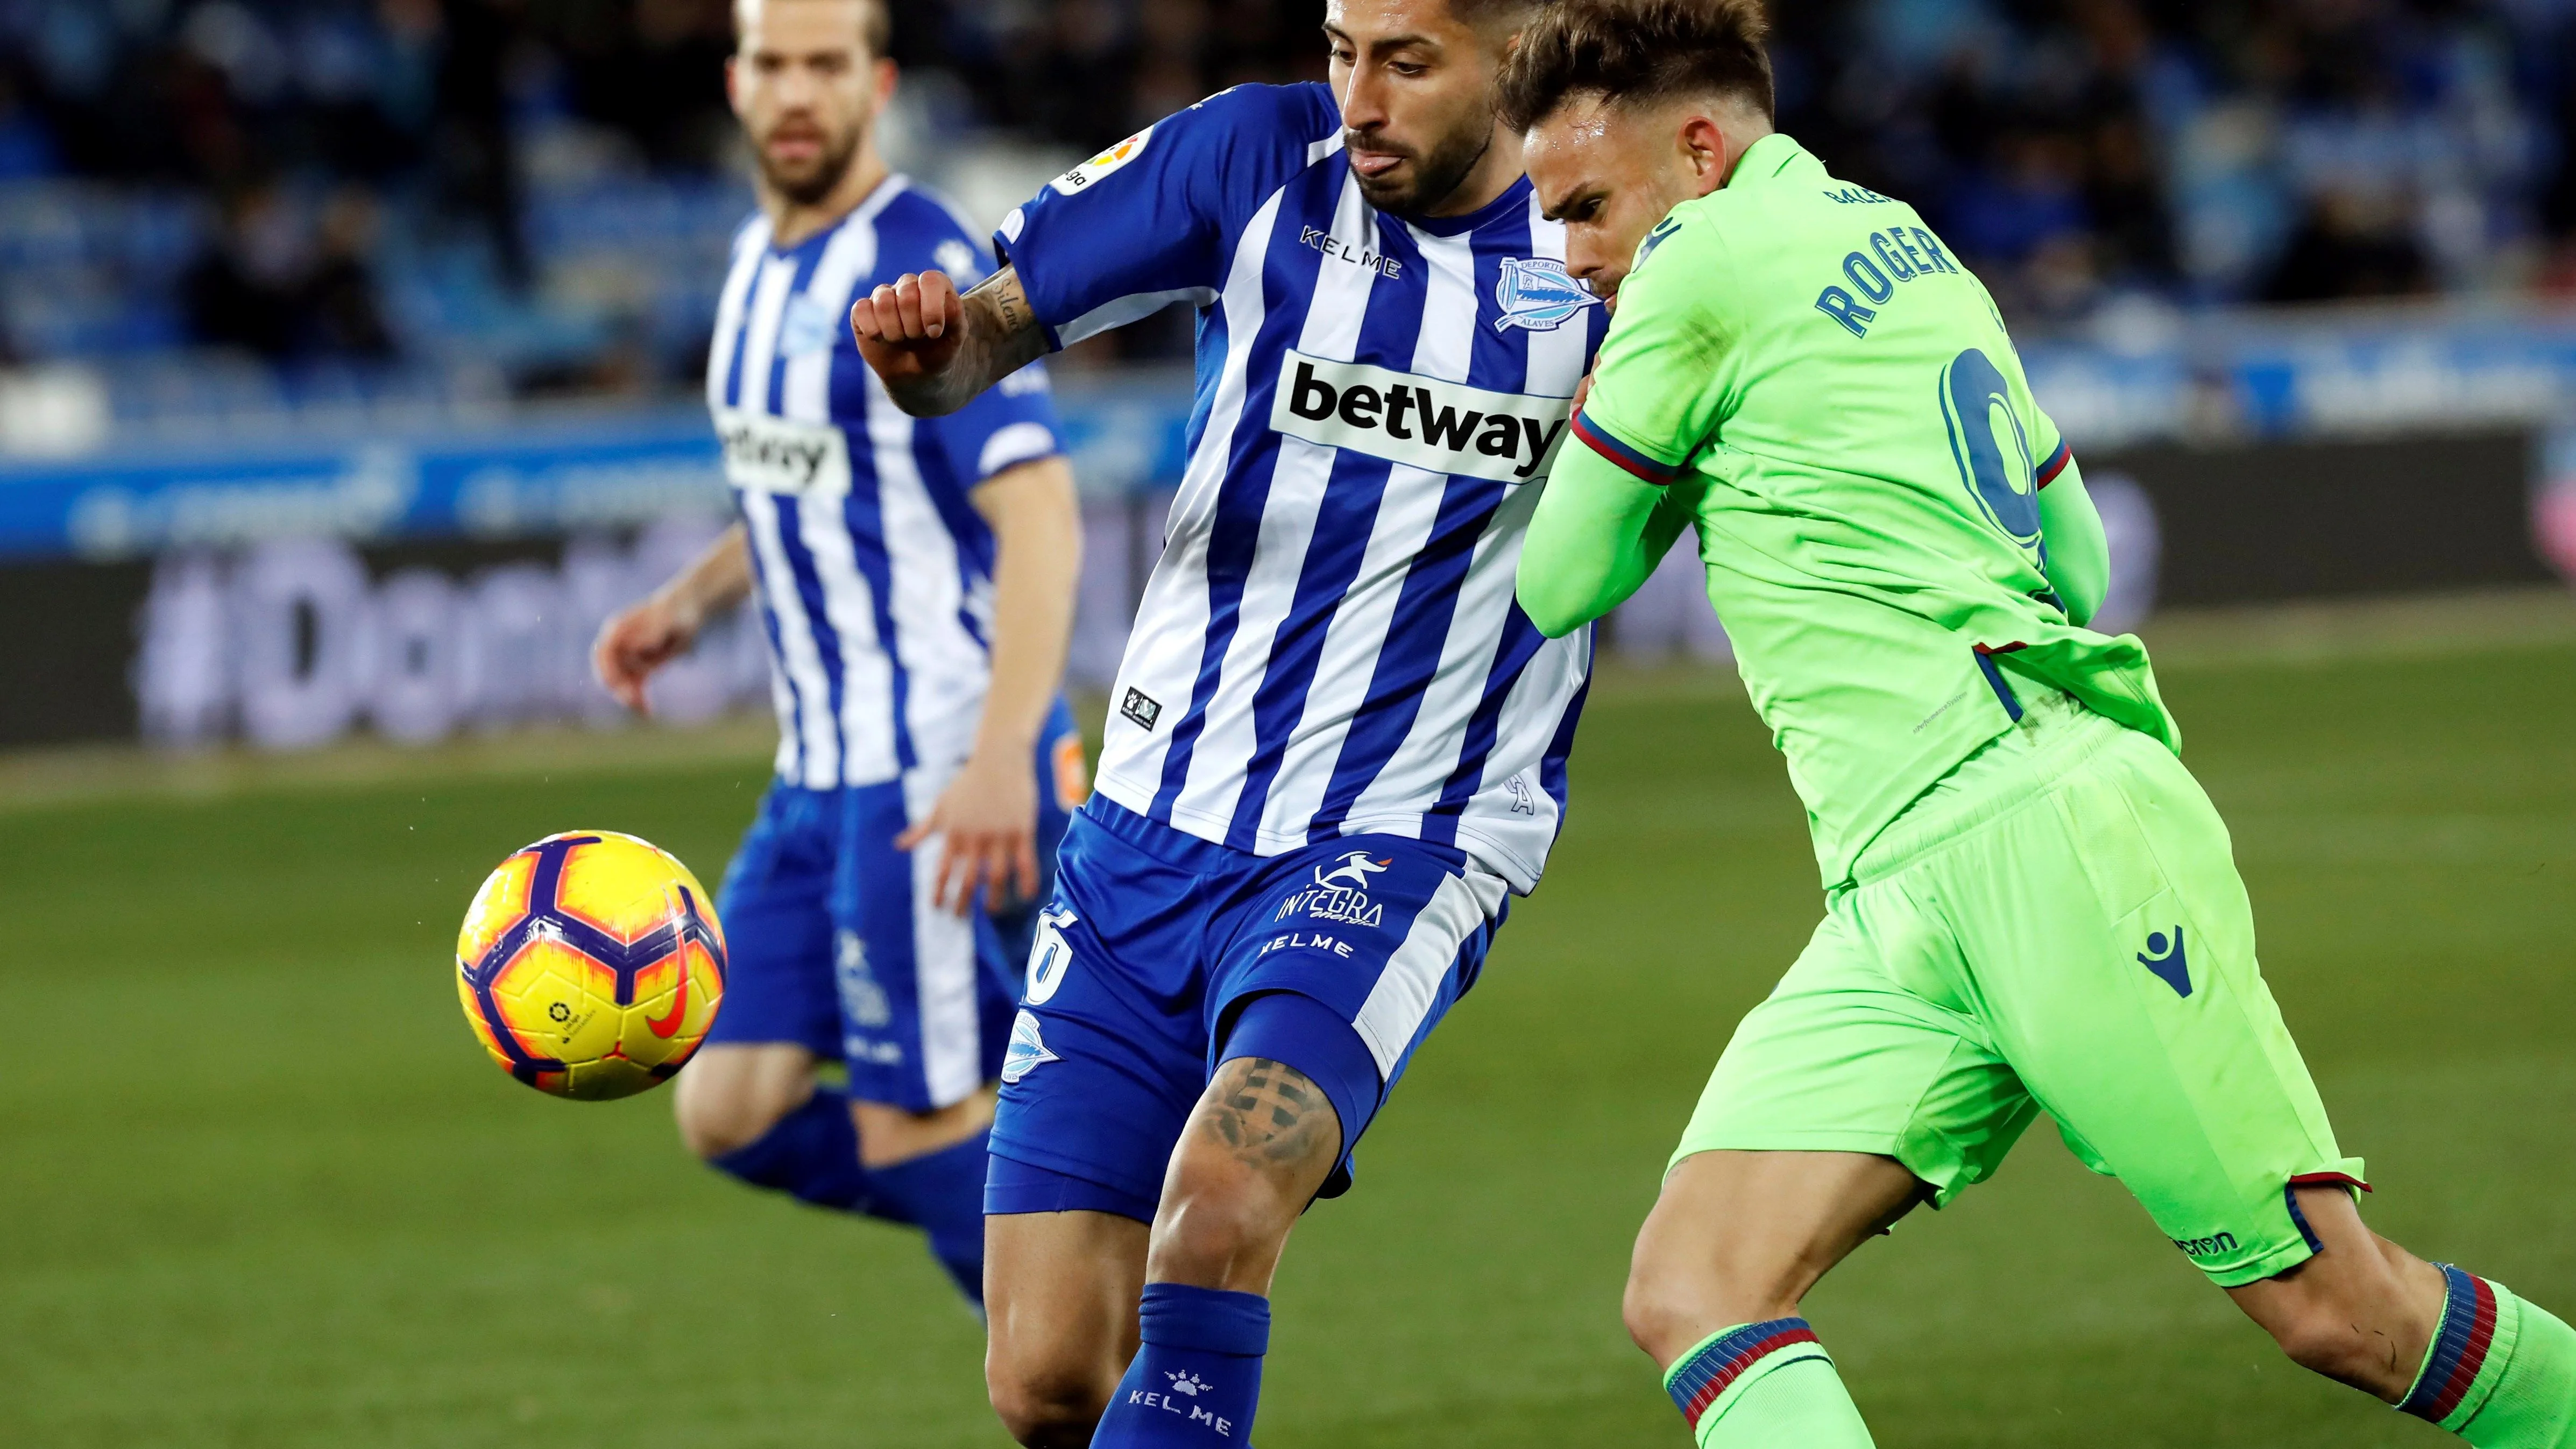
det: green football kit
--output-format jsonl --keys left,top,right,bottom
{"left": 1520, "top": 127, "right": 2576, "bottom": 1449}
{"left": 1521, "top": 132, "right": 2361, "bottom": 1284}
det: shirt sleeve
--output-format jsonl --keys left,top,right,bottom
{"left": 2035, "top": 453, "right": 2106, "bottom": 626}
{"left": 2030, "top": 405, "right": 2073, "bottom": 491}
{"left": 1569, "top": 213, "right": 1739, "bottom": 482}
{"left": 993, "top": 84, "right": 1330, "bottom": 349}
{"left": 1517, "top": 441, "right": 1696, "bottom": 638}
{"left": 930, "top": 358, "right": 1065, "bottom": 486}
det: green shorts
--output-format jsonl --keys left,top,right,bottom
{"left": 1676, "top": 692, "right": 2363, "bottom": 1287}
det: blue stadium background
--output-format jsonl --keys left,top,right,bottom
{"left": 3, "top": 0, "right": 2574, "bottom": 751}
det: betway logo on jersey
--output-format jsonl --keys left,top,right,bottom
{"left": 714, "top": 409, "right": 851, "bottom": 497}
{"left": 1270, "top": 351, "right": 1572, "bottom": 484}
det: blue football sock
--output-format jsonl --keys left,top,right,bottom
{"left": 871, "top": 1129, "right": 993, "bottom": 1308}
{"left": 708, "top": 1086, "right": 909, "bottom": 1223}
{"left": 1091, "top": 1283, "right": 1269, "bottom": 1446}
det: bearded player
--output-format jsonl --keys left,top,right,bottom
{"left": 1502, "top": 1, "right": 2576, "bottom": 1444}
{"left": 592, "top": 0, "right": 1085, "bottom": 1312}
{"left": 848, "top": 0, "right": 1607, "bottom": 1442}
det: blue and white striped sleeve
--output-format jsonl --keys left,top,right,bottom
{"left": 935, "top": 359, "right": 1064, "bottom": 486}
{"left": 994, "top": 84, "right": 1335, "bottom": 350}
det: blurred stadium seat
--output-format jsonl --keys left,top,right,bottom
{"left": 1, "top": 0, "right": 2573, "bottom": 751}
{"left": 3, "top": 0, "right": 2573, "bottom": 402}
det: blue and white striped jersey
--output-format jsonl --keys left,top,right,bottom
{"left": 997, "top": 84, "right": 1609, "bottom": 892}
{"left": 708, "top": 177, "right": 1063, "bottom": 791}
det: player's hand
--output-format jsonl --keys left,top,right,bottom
{"left": 591, "top": 593, "right": 701, "bottom": 716}
{"left": 897, "top": 746, "right": 1040, "bottom": 916}
{"left": 851, "top": 270, "right": 967, "bottom": 387}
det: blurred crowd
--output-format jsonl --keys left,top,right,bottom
{"left": 4, "top": 0, "right": 2576, "bottom": 406}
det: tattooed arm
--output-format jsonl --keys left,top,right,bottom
{"left": 848, "top": 265, "right": 1051, "bottom": 418}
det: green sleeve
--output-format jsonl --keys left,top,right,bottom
{"left": 1516, "top": 442, "right": 1693, "bottom": 638}
{"left": 1578, "top": 213, "right": 1737, "bottom": 473}
{"left": 2036, "top": 455, "right": 2107, "bottom": 627}
{"left": 1516, "top": 209, "right": 1734, "bottom": 639}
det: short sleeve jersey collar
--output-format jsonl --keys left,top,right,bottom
{"left": 1721, "top": 133, "right": 1817, "bottom": 195}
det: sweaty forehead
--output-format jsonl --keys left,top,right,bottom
{"left": 1525, "top": 101, "right": 1620, "bottom": 213}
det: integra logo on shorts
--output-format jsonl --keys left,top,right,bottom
{"left": 1273, "top": 850, "right": 1392, "bottom": 928}
{"left": 1271, "top": 350, "right": 1572, "bottom": 484}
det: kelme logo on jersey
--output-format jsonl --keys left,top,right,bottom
{"left": 714, "top": 409, "right": 852, "bottom": 497}
{"left": 1050, "top": 124, "right": 1154, "bottom": 195}
{"left": 1494, "top": 257, "right": 1600, "bottom": 333}
{"left": 1001, "top": 1010, "right": 1059, "bottom": 1084}
{"left": 1272, "top": 351, "right": 1572, "bottom": 484}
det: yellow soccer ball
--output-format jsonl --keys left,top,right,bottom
{"left": 455, "top": 830, "right": 726, "bottom": 1100}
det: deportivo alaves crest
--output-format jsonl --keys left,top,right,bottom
{"left": 1494, "top": 256, "right": 1602, "bottom": 333}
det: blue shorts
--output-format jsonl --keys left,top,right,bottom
{"left": 705, "top": 701, "right": 1085, "bottom": 1113}
{"left": 986, "top": 795, "right": 1511, "bottom": 1222}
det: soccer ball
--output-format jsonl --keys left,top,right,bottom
{"left": 455, "top": 830, "right": 727, "bottom": 1100}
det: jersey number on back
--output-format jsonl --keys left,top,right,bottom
{"left": 1938, "top": 348, "right": 2040, "bottom": 550}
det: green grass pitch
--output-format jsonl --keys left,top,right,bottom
{"left": 5, "top": 637, "right": 2573, "bottom": 1447}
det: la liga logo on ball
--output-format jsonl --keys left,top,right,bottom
{"left": 455, "top": 831, "right": 727, "bottom": 1100}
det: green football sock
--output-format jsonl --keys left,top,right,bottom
{"left": 2400, "top": 1266, "right": 2576, "bottom": 1446}
{"left": 1662, "top": 1318, "right": 1876, "bottom": 1448}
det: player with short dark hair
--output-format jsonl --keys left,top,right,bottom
{"left": 848, "top": 0, "right": 1603, "bottom": 1443}
{"left": 1503, "top": 0, "right": 2576, "bottom": 1444}
{"left": 592, "top": 0, "right": 1084, "bottom": 1314}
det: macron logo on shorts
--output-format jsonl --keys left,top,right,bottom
{"left": 2138, "top": 926, "right": 2190, "bottom": 998}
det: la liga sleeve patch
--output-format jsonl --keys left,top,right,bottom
{"left": 1050, "top": 125, "right": 1156, "bottom": 196}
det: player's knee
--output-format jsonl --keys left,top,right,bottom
{"left": 674, "top": 1088, "right": 774, "bottom": 1160}
{"left": 671, "top": 1054, "right": 805, "bottom": 1161}
{"left": 1622, "top": 1236, "right": 1764, "bottom": 1360}
{"left": 1147, "top": 1153, "right": 1298, "bottom": 1285}
{"left": 2263, "top": 1302, "right": 2391, "bottom": 1386}
{"left": 1622, "top": 1202, "right": 1808, "bottom": 1360}
{"left": 986, "top": 1358, "right": 1112, "bottom": 1448}
{"left": 1623, "top": 1262, "right": 1702, "bottom": 1360}
{"left": 851, "top": 1089, "right": 995, "bottom": 1169}
{"left": 2235, "top": 1240, "right": 2435, "bottom": 1397}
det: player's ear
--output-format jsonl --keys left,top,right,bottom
{"left": 1679, "top": 113, "right": 1729, "bottom": 193}
{"left": 872, "top": 56, "right": 897, "bottom": 110}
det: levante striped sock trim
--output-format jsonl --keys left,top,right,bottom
{"left": 1665, "top": 1318, "right": 1828, "bottom": 1431}
{"left": 2402, "top": 1264, "right": 2502, "bottom": 1425}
